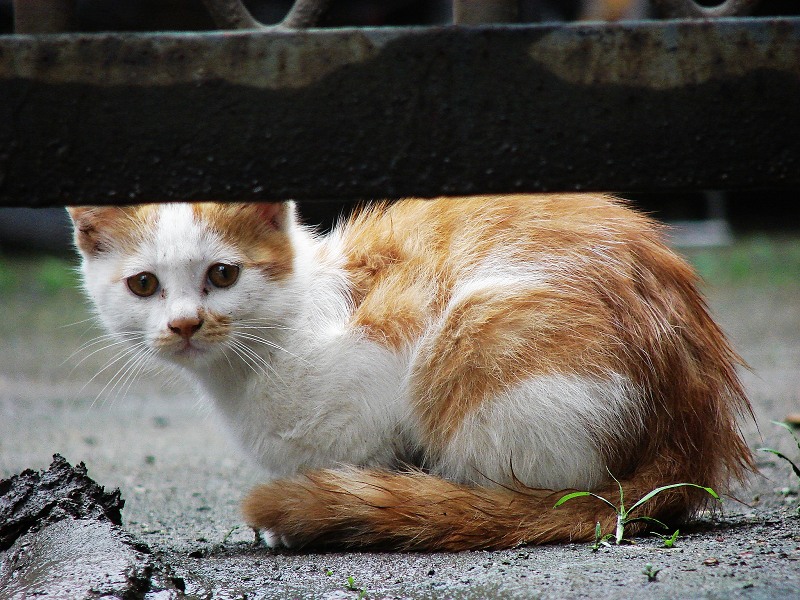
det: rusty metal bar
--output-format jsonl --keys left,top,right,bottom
{"left": 651, "top": 0, "right": 759, "bottom": 18}
{"left": 0, "top": 18, "right": 798, "bottom": 206}
{"left": 281, "top": 0, "right": 333, "bottom": 29}
{"left": 200, "top": 0, "right": 332, "bottom": 30}
{"left": 200, "top": 0, "right": 265, "bottom": 30}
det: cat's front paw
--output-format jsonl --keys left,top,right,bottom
{"left": 256, "top": 528, "right": 295, "bottom": 549}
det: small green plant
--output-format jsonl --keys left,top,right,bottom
{"left": 759, "top": 421, "right": 800, "bottom": 479}
{"left": 591, "top": 521, "right": 614, "bottom": 552}
{"left": 642, "top": 562, "right": 661, "bottom": 582}
{"left": 221, "top": 525, "right": 239, "bottom": 544}
{"left": 651, "top": 529, "right": 680, "bottom": 548}
{"left": 345, "top": 575, "right": 367, "bottom": 599}
{"left": 759, "top": 421, "right": 800, "bottom": 514}
{"left": 554, "top": 470, "right": 720, "bottom": 545}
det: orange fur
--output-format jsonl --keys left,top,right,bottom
{"left": 196, "top": 203, "right": 295, "bottom": 279}
{"left": 243, "top": 194, "right": 753, "bottom": 551}
{"left": 68, "top": 205, "right": 159, "bottom": 255}
{"left": 243, "top": 465, "right": 697, "bottom": 551}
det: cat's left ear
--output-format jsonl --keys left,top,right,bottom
{"left": 249, "top": 202, "right": 294, "bottom": 231}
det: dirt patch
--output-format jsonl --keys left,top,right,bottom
{"left": 0, "top": 454, "right": 123, "bottom": 551}
{"left": 0, "top": 455, "right": 185, "bottom": 599}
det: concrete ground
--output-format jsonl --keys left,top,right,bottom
{"left": 1, "top": 236, "right": 800, "bottom": 599}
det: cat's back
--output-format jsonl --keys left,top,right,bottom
{"left": 340, "top": 193, "right": 647, "bottom": 256}
{"left": 339, "top": 193, "right": 668, "bottom": 277}
{"left": 335, "top": 194, "right": 682, "bottom": 349}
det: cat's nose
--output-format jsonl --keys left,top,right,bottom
{"left": 168, "top": 317, "right": 204, "bottom": 340}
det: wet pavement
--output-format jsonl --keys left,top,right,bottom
{"left": 1, "top": 245, "right": 800, "bottom": 599}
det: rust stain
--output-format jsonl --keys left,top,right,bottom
{"left": 0, "top": 29, "right": 386, "bottom": 89}
{"left": 528, "top": 19, "right": 800, "bottom": 89}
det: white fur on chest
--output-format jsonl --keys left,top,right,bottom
{"left": 196, "top": 228, "right": 415, "bottom": 478}
{"left": 206, "top": 329, "right": 412, "bottom": 478}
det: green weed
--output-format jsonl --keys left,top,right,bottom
{"left": 652, "top": 529, "right": 680, "bottom": 548}
{"left": 345, "top": 575, "right": 367, "bottom": 599}
{"left": 759, "top": 421, "right": 800, "bottom": 514}
{"left": 642, "top": 562, "right": 661, "bottom": 582}
{"left": 554, "top": 470, "right": 720, "bottom": 545}
{"left": 591, "top": 521, "right": 614, "bottom": 552}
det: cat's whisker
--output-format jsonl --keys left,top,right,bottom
{"left": 225, "top": 340, "right": 274, "bottom": 383}
{"left": 63, "top": 332, "right": 143, "bottom": 368}
{"left": 102, "top": 355, "right": 140, "bottom": 407}
{"left": 87, "top": 343, "right": 147, "bottom": 408}
{"left": 235, "top": 321, "right": 301, "bottom": 333}
{"left": 72, "top": 329, "right": 141, "bottom": 349}
{"left": 228, "top": 337, "right": 296, "bottom": 389}
{"left": 105, "top": 341, "right": 152, "bottom": 396}
{"left": 79, "top": 343, "right": 141, "bottom": 393}
{"left": 232, "top": 331, "right": 311, "bottom": 366}
{"left": 93, "top": 343, "right": 147, "bottom": 394}
{"left": 113, "top": 347, "right": 157, "bottom": 406}
{"left": 102, "top": 344, "right": 154, "bottom": 407}
{"left": 60, "top": 315, "right": 102, "bottom": 329}
{"left": 228, "top": 339, "right": 275, "bottom": 379}
{"left": 219, "top": 344, "right": 236, "bottom": 371}
{"left": 231, "top": 338, "right": 289, "bottom": 387}
{"left": 65, "top": 339, "right": 147, "bottom": 384}
{"left": 72, "top": 330, "right": 141, "bottom": 353}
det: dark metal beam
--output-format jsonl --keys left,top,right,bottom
{"left": 0, "top": 18, "right": 798, "bottom": 206}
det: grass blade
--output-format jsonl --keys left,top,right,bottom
{"left": 770, "top": 420, "right": 800, "bottom": 455}
{"left": 553, "top": 491, "right": 617, "bottom": 511}
{"left": 624, "top": 515, "right": 668, "bottom": 530}
{"left": 606, "top": 467, "right": 625, "bottom": 513}
{"left": 628, "top": 483, "right": 719, "bottom": 515}
{"left": 759, "top": 447, "right": 800, "bottom": 479}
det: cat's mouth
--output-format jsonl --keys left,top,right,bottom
{"left": 170, "top": 340, "right": 207, "bottom": 359}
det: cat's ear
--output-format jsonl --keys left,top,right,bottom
{"left": 251, "top": 202, "right": 294, "bottom": 231}
{"left": 66, "top": 206, "right": 129, "bottom": 257}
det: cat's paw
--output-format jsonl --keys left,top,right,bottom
{"left": 254, "top": 527, "right": 295, "bottom": 549}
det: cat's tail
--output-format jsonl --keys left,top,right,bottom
{"left": 242, "top": 458, "right": 723, "bottom": 551}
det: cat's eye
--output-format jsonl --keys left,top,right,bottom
{"left": 126, "top": 272, "right": 159, "bottom": 297}
{"left": 207, "top": 263, "right": 240, "bottom": 288}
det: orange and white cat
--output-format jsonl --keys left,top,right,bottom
{"left": 68, "top": 195, "right": 753, "bottom": 551}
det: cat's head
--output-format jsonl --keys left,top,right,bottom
{"left": 68, "top": 202, "right": 298, "bottom": 369}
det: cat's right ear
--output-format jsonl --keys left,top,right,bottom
{"left": 66, "top": 206, "right": 125, "bottom": 257}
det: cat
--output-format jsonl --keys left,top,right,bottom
{"left": 68, "top": 194, "right": 753, "bottom": 551}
